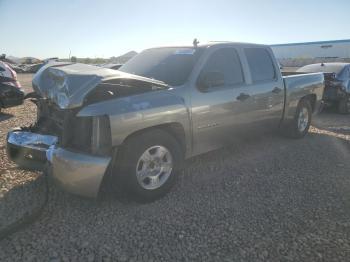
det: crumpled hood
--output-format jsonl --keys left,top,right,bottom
{"left": 32, "top": 62, "right": 168, "bottom": 109}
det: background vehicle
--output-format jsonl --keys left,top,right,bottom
{"left": 297, "top": 63, "right": 350, "bottom": 113}
{"left": 7, "top": 42, "right": 324, "bottom": 201}
{"left": 0, "top": 61, "right": 24, "bottom": 112}
{"left": 99, "top": 63, "right": 123, "bottom": 70}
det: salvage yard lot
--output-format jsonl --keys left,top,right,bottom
{"left": 0, "top": 74, "right": 350, "bottom": 261}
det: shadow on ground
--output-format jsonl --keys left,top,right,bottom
{"left": 0, "top": 112, "right": 13, "bottom": 122}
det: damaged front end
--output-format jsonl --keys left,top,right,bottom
{"left": 7, "top": 63, "right": 167, "bottom": 197}
{"left": 7, "top": 99, "right": 113, "bottom": 197}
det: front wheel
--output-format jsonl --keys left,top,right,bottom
{"left": 285, "top": 99, "right": 312, "bottom": 138}
{"left": 116, "top": 129, "right": 183, "bottom": 202}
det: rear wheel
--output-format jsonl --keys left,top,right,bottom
{"left": 116, "top": 129, "right": 183, "bottom": 202}
{"left": 337, "top": 96, "right": 350, "bottom": 114}
{"left": 285, "top": 99, "right": 312, "bottom": 138}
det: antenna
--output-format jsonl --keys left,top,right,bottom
{"left": 193, "top": 38, "right": 199, "bottom": 48}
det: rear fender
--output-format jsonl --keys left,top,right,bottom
{"left": 282, "top": 73, "right": 324, "bottom": 123}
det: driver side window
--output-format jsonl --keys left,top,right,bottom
{"left": 200, "top": 48, "right": 244, "bottom": 88}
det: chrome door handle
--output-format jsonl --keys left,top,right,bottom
{"left": 236, "top": 93, "right": 250, "bottom": 101}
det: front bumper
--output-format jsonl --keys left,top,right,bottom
{"left": 47, "top": 147, "right": 111, "bottom": 198}
{"left": 7, "top": 130, "right": 111, "bottom": 198}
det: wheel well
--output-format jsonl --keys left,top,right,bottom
{"left": 302, "top": 94, "right": 317, "bottom": 112}
{"left": 122, "top": 123, "right": 187, "bottom": 155}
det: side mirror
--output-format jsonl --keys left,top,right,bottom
{"left": 198, "top": 71, "right": 225, "bottom": 91}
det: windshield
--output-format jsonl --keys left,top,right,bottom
{"left": 119, "top": 47, "right": 203, "bottom": 86}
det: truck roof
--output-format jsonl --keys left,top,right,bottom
{"left": 146, "top": 42, "right": 268, "bottom": 50}
{"left": 202, "top": 41, "right": 267, "bottom": 48}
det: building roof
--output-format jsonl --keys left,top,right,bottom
{"left": 271, "top": 39, "right": 350, "bottom": 47}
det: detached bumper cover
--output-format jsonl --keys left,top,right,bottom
{"left": 6, "top": 130, "right": 111, "bottom": 198}
{"left": 7, "top": 131, "right": 58, "bottom": 151}
{"left": 7, "top": 131, "right": 58, "bottom": 170}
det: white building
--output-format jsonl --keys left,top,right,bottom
{"left": 271, "top": 39, "right": 350, "bottom": 60}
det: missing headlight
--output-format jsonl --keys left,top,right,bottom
{"left": 91, "top": 115, "right": 112, "bottom": 156}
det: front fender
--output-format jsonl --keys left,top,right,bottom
{"left": 77, "top": 91, "right": 191, "bottom": 151}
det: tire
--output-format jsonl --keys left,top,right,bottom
{"left": 337, "top": 96, "right": 350, "bottom": 114}
{"left": 285, "top": 99, "right": 312, "bottom": 138}
{"left": 116, "top": 129, "right": 183, "bottom": 202}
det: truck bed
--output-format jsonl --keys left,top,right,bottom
{"left": 282, "top": 72, "right": 324, "bottom": 122}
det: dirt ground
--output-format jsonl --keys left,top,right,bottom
{"left": 0, "top": 73, "right": 349, "bottom": 261}
{"left": 0, "top": 74, "right": 37, "bottom": 197}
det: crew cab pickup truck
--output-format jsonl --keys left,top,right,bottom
{"left": 7, "top": 42, "right": 324, "bottom": 201}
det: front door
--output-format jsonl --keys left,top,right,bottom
{"left": 190, "top": 47, "right": 249, "bottom": 155}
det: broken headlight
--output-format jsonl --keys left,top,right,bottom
{"left": 61, "top": 115, "right": 111, "bottom": 156}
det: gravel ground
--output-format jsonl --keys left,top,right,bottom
{"left": 0, "top": 74, "right": 44, "bottom": 231}
{"left": 0, "top": 74, "right": 37, "bottom": 196}
{"left": 0, "top": 74, "right": 350, "bottom": 261}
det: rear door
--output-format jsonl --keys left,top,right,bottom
{"left": 241, "top": 47, "right": 285, "bottom": 131}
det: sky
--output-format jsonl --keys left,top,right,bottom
{"left": 1, "top": 0, "right": 349, "bottom": 59}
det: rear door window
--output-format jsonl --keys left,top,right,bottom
{"left": 244, "top": 48, "right": 276, "bottom": 82}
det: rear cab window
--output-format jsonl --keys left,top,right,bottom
{"left": 244, "top": 48, "right": 276, "bottom": 82}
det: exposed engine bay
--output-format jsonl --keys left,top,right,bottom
{"left": 13, "top": 62, "right": 169, "bottom": 158}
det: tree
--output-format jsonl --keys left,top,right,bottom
{"left": 83, "top": 58, "right": 91, "bottom": 64}
{"left": 70, "top": 56, "right": 77, "bottom": 63}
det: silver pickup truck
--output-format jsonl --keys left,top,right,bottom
{"left": 7, "top": 42, "right": 324, "bottom": 201}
